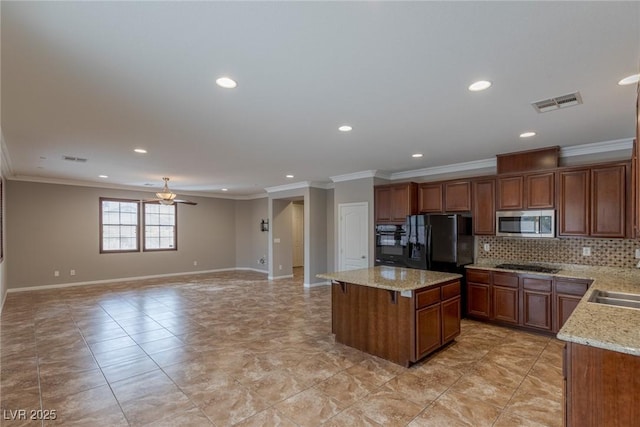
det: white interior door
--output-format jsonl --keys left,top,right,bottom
{"left": 338, "top": 202, "right": 369, "bottom": 271}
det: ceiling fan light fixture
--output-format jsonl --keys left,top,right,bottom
{"left": 159, "top": 199, "right": 174, "bottom": 206}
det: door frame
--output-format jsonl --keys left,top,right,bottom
{"left": 338, "top": 202, "right": 369, "bottom": 271}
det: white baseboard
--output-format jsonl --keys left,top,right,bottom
{"left": 304, "top": 280, "right": 330, "bottom": 288}
{"left": 0, "top": 290, "right": 6, "bottom": 315}
{"left": 235, "top": 267, "right": 269, "bottom": 274}
{"left": 269, "top": 274, "right": 294, "bottom": 280}
{"left": 6, "top": 267, "right": 268, "bottom": 293}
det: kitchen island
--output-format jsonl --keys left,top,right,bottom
{"left": 317, "top": 266, "right": 462, "bottom": 367}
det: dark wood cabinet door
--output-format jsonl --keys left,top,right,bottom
{"left": 418, "top": 183, "right": 444, "bottom": 213}
{"left": 523, "top": 289, "right": 552, "bottom": 331}
{"left": 444, "top": 181, "right": 471, "bottom": 212}
{"left": 591, "top": 165, "right": 626, "bottom": 237}
{"left": 415, "top": 304, "right": 441, "bottom": 359}
{"left": 526, "top": 172, "right": 555, "bottom": 209}
{"left": 497, "top": 176, "right": 524, "bottom": 210}
{"left": 374, "top": 186, "right": 392, "bottom": 223}
{"left": 441, "top": 296, "right": 461, "bottom": 343}
{"left": 472, "top": 179, "right": 496, "bottom": 235}
{"left": 555, "top": 294, "right": 581, "bottom": 332}
{"left": 391, "top": 184, "right": 414, "bottom": 222}
{"left": 558, "top": 169, "right": 590, "bottom": 236}
{"left": 467, "top": 282, "right": 491, "bottom": 319}
{"left": 492, "top": 286, "right": 519, "bottom": 324}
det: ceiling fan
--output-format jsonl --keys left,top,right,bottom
{"left": 145, "top": 177, "right": 197, "bottom": 205}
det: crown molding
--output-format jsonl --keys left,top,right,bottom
{"left": 330, "top": 170, "right": 390, "bottom": 182}
{"left": 390, "top": 157, "right": 496, "bottom": 181}
{"left": 264, "top": 180, "right": 332, "bottom": 194}
{"left": 560, "top": 137, "right": 634, "bottom": 158}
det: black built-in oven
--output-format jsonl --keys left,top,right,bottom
{"left": 374, "top": 224, "right": 407, "bottom": 267}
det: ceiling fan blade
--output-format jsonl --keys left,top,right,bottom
{"left": 173, "top": 199, "right": 197, "bottom": 205}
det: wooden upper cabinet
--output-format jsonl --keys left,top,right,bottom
{"left": 472, "top": 179, "right": 496, "bottom": 235}
{"left": 497, "top": 176, "right": 524, "bottom": 210}
{"left": 374, "top": 182, "right": 417, "bottom": 224}
{"left": 497, "top": 172, "right": 554, "bottom": 210}
{"left": 591, "top": 165, "right": 626, "bottom": 237}
{"left": 558, "top": 169, "right": 590, "bottom": 236}
{"left": 444, "top": 181, "right": 471, "bottom": 212}
{"left": 526, "top": 172, "right": 555, "bottom": 209}
{"left": 418, "top": 183, "right": 443, "bottom": 213}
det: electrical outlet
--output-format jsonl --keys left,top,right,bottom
{"left": 635, "top": 249, "right": 640, "bottom": 259}
{"left": 274, "top": 238, "right": 281, "bottom": 243}
{"left": 193, "top": 261, "right": 198, "bottom": 266}
{"left": 582, "top": 247, "right": 591, "bottom": 256}
{"left": 54, "top": 270, "right": 59, "bottom": 277}
{"left": 483, "top": 243, "right": 490, "bottom": 252}
{"left": 70, "top": 269, "right": 76, "bottom": 276}
{"left": 279, "top": 264, "right": 282, "bottom": 270}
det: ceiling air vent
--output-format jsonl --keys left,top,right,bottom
{"left": 63, "top": 155, "right": 88, "bottom": 163}
{"left": 532, "top": 91, "right": 583, "bottom": 113}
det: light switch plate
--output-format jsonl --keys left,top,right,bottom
{"left": 635, "top": 248, "right": 640, "bottom": 259}
{"left": 483, "top": 243, "right": 490, "bottom": 252}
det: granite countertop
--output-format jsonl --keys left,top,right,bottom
{"left": 317, "top": 266, "right": 461, "bottom": 292}
{"left": 467, "top": 260, "right": 640, "bottom": 356}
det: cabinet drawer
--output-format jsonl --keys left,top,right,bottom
{"left": 416, "top": 287, "right": 440, "bottom": 309}
{"left": 492, "top": 272, "right": 518, "bottom": 288}
{"left": 467, "top": 269, "right": 490, "bottom": 284}
{"left": 441, "top": 281, "right": 461, "bottom": 300}
{"left": 522, "top": 277, "right": 552, "bottom": 292}
{"left": 555, "top": 279, "right": 590, "bottom": 296}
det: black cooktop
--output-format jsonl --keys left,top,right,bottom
{"left": 494, "top": 263, "right": 560, "bottom": 274}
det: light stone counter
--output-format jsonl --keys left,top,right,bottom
{"left": 317, "top": 266, "right": 461, "bottom": 292}
{"left": 467, "top": 261, "right": 640, "bottom": 356}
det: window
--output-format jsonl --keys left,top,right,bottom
{"left": 100, "top": 198, "right": 139, "bottom": 253}
{"left": 143, "top": 202, "right": 177, "bottom": 251}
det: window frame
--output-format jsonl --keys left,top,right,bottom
{"left": 99, "top": 197, "right": 141, "bottom": 254}
{"left": 142, "top": 201, "right": 178, "bottom": 252}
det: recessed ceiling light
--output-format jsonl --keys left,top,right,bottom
{"left": 519, "top": 131, "right": 536, "bottom": 138}
{"left": 412, "top": 153, "right": 423, "bottom": 158}
{"left": 338, "top": 125, "right": 353, "bottom": 132}
{"left": 618, "top": 73, "right": 640, "bottom": 86}
{"left": 98, "top": 175, "right": 109, "bottom": 178}
{"left": 134, "top": 148, "right": 147, "bottom": 154}
{"left": 285, "top": 174, "right": 294, "bottom": 179}
{"left": 221, "top": 188, "right": 228, "bottom": 192}
{"left": 468, "top": 80, "right": 492, "bottom": 91}
{"left": 216, "top": 77, "right": 237, "bottom": 89}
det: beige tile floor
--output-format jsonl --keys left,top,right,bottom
{"left": 0, "top": 268, "right": 563, "bottom": 426}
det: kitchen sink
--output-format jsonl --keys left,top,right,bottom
{"left": 589, "top": 290, "right": 640, "bottom": 310}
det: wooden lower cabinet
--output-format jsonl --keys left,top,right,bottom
{"left": 492, "top": 286, "right": 519, "bottom": 324}
{"left": 466, "top": 269, "right": 590, "bottom": 334}
{"left": 467, "top": 283, "right": 491, "bottom": 319}
{"left": 332, "top": 279, "right": 461, "bottom": 367}
{"left": 564, "top": 342, "right": 640, "bottom": 426}
{"left": 416, "top": 304, "right": 441, "bottom": 358}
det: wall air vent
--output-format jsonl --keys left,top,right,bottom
{"left": 63, "top": 155, "right": 88, "bottom": 162}
{"left": 532, "top": 91, "right": 583, "bottom": 113}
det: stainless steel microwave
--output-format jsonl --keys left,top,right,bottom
{"left": 496, "top": 210, "right": 555, "bottom": 238}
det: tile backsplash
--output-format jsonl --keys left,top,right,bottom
{"left": 476, "top": 236, "right": 640, "bottom": 269}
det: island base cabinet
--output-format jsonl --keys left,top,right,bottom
{"left": 565, "top": 342, "right": 640, "bottom": 426}
{"left": 331, "top": 279, "right": 461, "bottom": 367}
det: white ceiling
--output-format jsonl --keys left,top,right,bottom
{"left": 2, "top": 1, "right": 639, "bottom": 197}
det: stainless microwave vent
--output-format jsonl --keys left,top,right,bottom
{"left": 532, "top": 92, "right": 582, "bottom": 113}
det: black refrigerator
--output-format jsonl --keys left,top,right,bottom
{"left": 405, "top": 213, "right": 474, "bottom": 316}
{"left": 405, "top": 214, "right": 473, "bottom": 271}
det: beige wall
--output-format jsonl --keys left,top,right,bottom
{"left": 305, "top": 186, "right": 327, "bottom": 286}
{"left": 325, "top": 188, "right": 335, "bottom": 273}
{"left": 234, "top": 197, "right": 268, "bottom": 272}
{"left": 6, "top": 180, "right": 238, "bottom": 289}
{"left": 0, "top": 176, "right": 5, "bottom": 311}
{"left": 270, "top": 199, "right": 294, "bottom": 278}
{"left": 333, "top": 177, "right": 378, "bottom": 269}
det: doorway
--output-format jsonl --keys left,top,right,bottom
{"left": 292, "top": 201, "right": 304, "bottom": 268}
